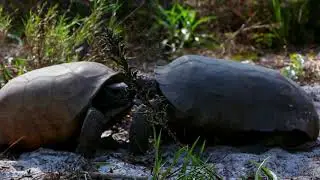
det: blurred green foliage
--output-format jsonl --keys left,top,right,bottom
{"left": 281, "top": 53, "right": 305, "bottom": 80}
{"left": 0, "top": 57, "right": 26, "bottom": 86}
{"left": 0, "top": 5, "right": 11, "bottom": 40}
{"left": 23, "top": 0, "right": 121, "bottom": 68}
{"left": 0, "top": 0, "right": 123, "bottom": 87}
{"left": 152, "top": 2, "right": 216, "bottom": 53}
{"left": 270, "top": 0, "right": 310, "bottom": 45}
{"left": 1, "top": 0, "right": 320, "bottom": 86}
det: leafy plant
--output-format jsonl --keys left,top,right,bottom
{"left": 151, "top": 127, "right": 222, "bottom": 180}
{"left": 23, "top": 0, "right": 122, "bottom": 69}
{"left": 0, "top": 7, "right": 26, "bottom": 87}
{"left": 281, "top": 53, "right": 305, "bottom": 80}
{"left": 251, "top": 32, "right": 276, "bottom": 48}
{"left": 270, "top": 0, "right": 310, "bottom": 45}
{"left": 250, "top": 156, "right": 278, "bottom": 180}
{"left": 24, "top": 4, "right": 73, "bottom": 67}
{"left": 0, "top": 0, "right": 124, "bottom": 87}
{"left": 153, "top": 2, "right": 215, "bottom": 53}
{"left": 71, "top": 0, "right": 123, "bottom": 50}
{"left": 0, "top": 5, "right": 12, "bottom": 43}
{"left": 0, "top": 57, "right": 27, "bottom": 87}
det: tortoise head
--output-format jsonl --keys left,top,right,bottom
{"left": 92, "top": 72, "right": 135, "bottom": 113}
{"left": 106, "top": 82, "right": 134, "bottom": 107}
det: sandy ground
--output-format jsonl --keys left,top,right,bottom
{"left": 2, "top": 43, "right": 320, "bottom": 179}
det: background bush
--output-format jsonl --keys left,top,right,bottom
{"left": 1, "top": 0, "right": 320, "bottom": 85}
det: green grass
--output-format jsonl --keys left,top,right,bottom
{"left": 151, "top": 126, "right": 280, "bottom": 180}
{"left": 0, "top": 0, "right": 124, "bottom": 87}
{"left": 24, "top": 4, "right": 74, "bottom": 66}
{"left": 24, "top": 0, "right": 121, "bottom": 68}
{"left": 250, "top": 156, "right": 279, "bottom": 180}
{"left": 0, "top": 5, "right": 12, "bottom": 41}
{"left": 152, "top": 1, "right": 215, "bottom": 54}
{"left": 0, "top": 4, "right": 19, "bottom": 87}
{"left": 151, "top": 127, "right": 222, "bottom": 180}
{"left": 270, "top": 0, "right": 310, "bottom": 46}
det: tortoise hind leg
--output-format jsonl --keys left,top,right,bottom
{"left": 76, "top": 104, "right": 131, "bottom": 158}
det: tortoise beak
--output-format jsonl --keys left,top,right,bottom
{"left": 107, "top": 82, "right": 128, "bottom": 89}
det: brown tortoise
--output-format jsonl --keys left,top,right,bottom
{"left": 0, "top": 61, "right": 134, "bottom": 157}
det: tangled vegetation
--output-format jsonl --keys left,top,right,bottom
{"left": 0, "top": 0, "right": 121, "bottom": 86}
{"left": 1, "top": 0, "right": 320, "bottom": 85}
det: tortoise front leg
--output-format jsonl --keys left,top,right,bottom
{"left": 129, "top": 104, "right": 152, "bottom": 155}
{"left": 76, "top": 105, "right": 130, "bottom": 158}
{"left": 75, "top": 107, "right": 105, "bottom": 158}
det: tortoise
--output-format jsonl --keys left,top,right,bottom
{"left": 0, "top": 61, "right": 134, "bottom": 157}
{"left": 129, "top": 55, "right": 320, "bottom": 154}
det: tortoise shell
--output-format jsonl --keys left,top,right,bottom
{"left": 0, "top": 61, "right": 123, "bottom": 149}
{"left": 155, "top": 55, "right": 319, "bottom": 142}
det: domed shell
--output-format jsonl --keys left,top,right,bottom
{"left": 155, "top": 55, "right": 320, "bottom": 141}
{"left": 0, "top": 61, "right": 122, "bottom": 149}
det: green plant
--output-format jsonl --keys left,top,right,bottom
{"left": 153, "top": 2, "right": 215, "bottom": 53}
{"left": 0, "top": 5, "right": 12, "bottom": 42}
{"left": 251, "top": 32, "right": 276, "bottom": 48}
{"left": 0, "top": 57, "right": 27, "bottom": 87}
{"left": 24, "top": 4, "right": 73, "bottom": 67}
{"left": 0, "top": 5, "right": 25, "bottom": 87}
{"left": 281, "top": 53, "right": 305, "bottom": 80}
{"left": 152, "top": 127, "right": 164, "bottom": 179}
{"left": 250, "top": 156, "right": 278, "bottom": 180}
{"left": 270, "top": 0, "right": 286, "bottom": 44}
{"left": 0, "top": 0, "right": 125, "bottom": 87}
{"left": 151, "top": 127, "right": 222, "bottom": 180}
{"left": 23, "top": 0, "right": 122, "bottom": 69}
{"left": 71, "top": 0, "right": 123, "bottom": 49}
{"left": 270, "top": 0, "right": 310, "bottom": 45}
